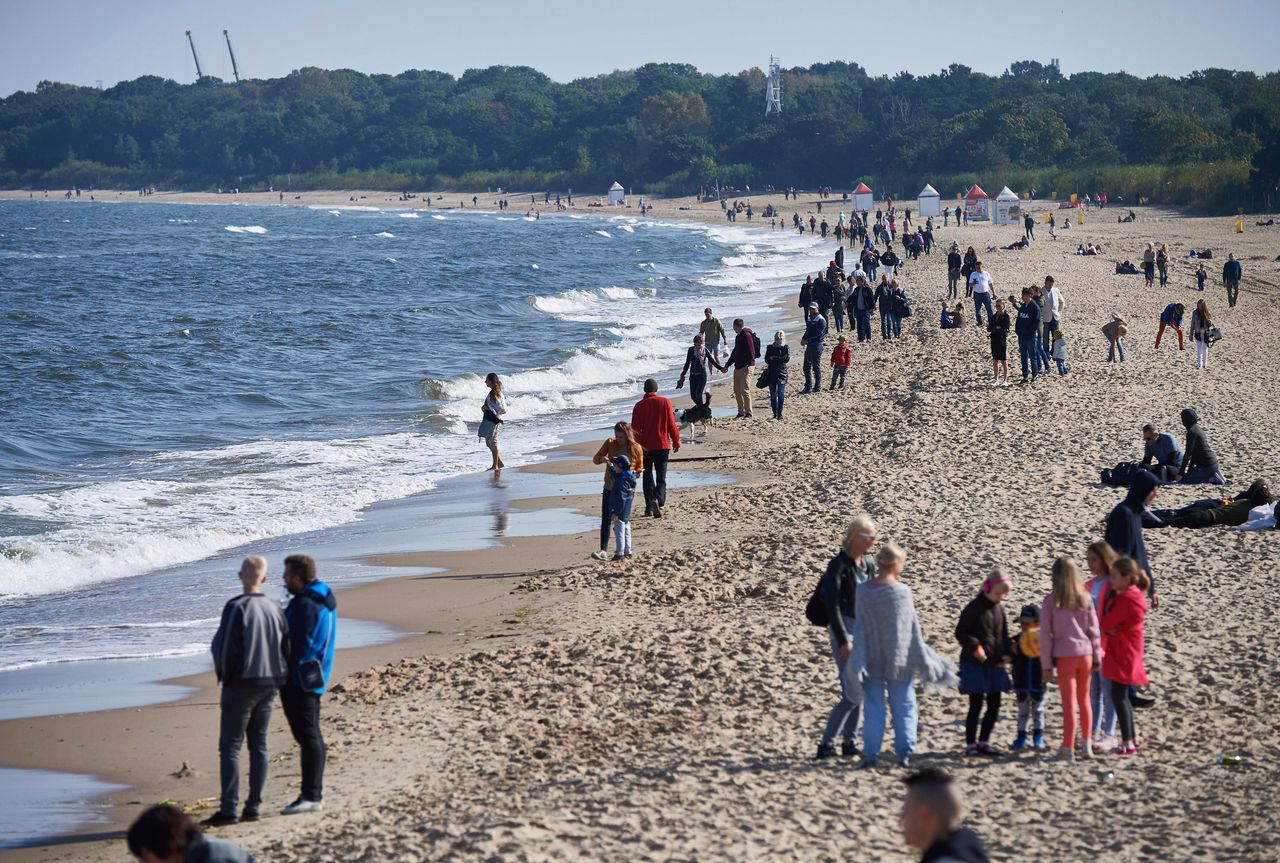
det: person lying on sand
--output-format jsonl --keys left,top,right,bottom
{"left": 1114, "top": 260, "right": 1140, "bottom": 275}
{"left": 1147, "top": 480, "right": 1273, "bottom": 529}
{"left": 1002, "top": 236, "right": 1029, "bottom": 251}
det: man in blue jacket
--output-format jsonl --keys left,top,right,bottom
{"left": 1222, "top": 253, "right": 1242, "bottom": 308}
{"left": 800, "top": 302, "right": 828, "bottom": 393}
{"left": 1015, "top": 287, "right": 1042, "bottom": 383}
{"left": 1139, "top": 423, "right": 1183, "bottom": 483}
{"left": 280, "top": 554, "right": 337, "bottom": 815}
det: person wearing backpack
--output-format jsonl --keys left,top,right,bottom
{"left": 812, "top": 515, "right": 878, "bottom": 759}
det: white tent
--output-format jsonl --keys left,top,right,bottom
{"left": 993, "top": 186, "right": 1021, "bottom": 225}
{"left": 852, "top": 182, "right": 874, "bottom": 212}
{"left": 608, "top": 181, "right": 626, "bottom": 205}
{"left": 916, "top": 183, "right": 941, "bottom": 217}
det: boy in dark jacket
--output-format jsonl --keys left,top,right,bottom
{"left": 1009, "top": 605, "right": 1045, "bottom": 751}
{"left": 608, "top": 454, "right": 637, "bottom": 560}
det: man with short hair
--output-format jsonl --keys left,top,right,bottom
{"left": 631, "top": 378, "right": 681, "bottom": 517}
{"left": 1042, "top": 276, "right": 1063, "bottom": 359}
{"left": 946, "top": 244, "right": 962, "bottom": 299}
{"left": 899, "top": 769, "right": 989, "bottom": 863}
{"left": 1015, "top": 287, "right": 1042, "bottom": 383}
{"left": 1139, "top": 423, "right": 1183, "bottom": 483}
{"left": 851, "top": 275, "right": 875, "bottom": 343}
{"left": 205, "top": 556, "right": 288, "bottom": 827}
{"left": 1223, "top": 252, "right": 1242, "bottom": 308}
{"left": 800, "top": 302, "right": 828, "bottom": 394}
{"left": 967, "top": 262, "right": 994, "bottom": 327}
{"left": 128, "top": 805, "right": 255, "bottom": 863}
{"left": 698, "top": 308, "right": 727, "bottom": 369}
{"left": 727, "top": 319, "right": 759, "bottom": 419}
{"left": 280, "top": 554, "right": 337, "bottom": 815}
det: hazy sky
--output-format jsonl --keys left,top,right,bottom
{"left": 3, "top": 0, "right": 1277, "bottom": 97}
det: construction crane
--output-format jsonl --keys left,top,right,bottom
{"left": 223, "top": 30, "right": 241, "bottom": 82}
{"left": 185, "top": 30, "right": 204, "bottom": 81}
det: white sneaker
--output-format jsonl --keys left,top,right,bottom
{"left": 281, "top": 798, "right": 323, "bottom": 816}
{"left": 590, "top": 550, "right": 609, "bottom": 561}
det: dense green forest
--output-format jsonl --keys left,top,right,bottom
{"left": 2, "top": 60, "right": 1278, "bottom": 211}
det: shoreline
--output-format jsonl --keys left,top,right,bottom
{"left": 3, "top": 197, "right": 1278, "bottom": 861}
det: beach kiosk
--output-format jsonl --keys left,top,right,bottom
{"left": 916, "top": 183, "right": 941, "bottom": 217}
{"left": 964, "top": 184, "right": 990, "bottom": 221}
{"left": 607, "top": 182, "right": 626, "bottom": 205}
{"left": 852, "top": 182, "right": 874, "bottom": 212}
{"left": 993, "top": 186, "right": 1021, "bottom": 225}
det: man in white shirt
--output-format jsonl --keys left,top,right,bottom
{"left": 1042, "top": 276, "right": 1064, "bottom": 363}
{"left": 967, "top": 261, "right": 994, "bottom": 327}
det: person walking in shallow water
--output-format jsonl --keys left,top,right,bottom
{"left": 479, "top": 373, "right": 506, "bottom": 471}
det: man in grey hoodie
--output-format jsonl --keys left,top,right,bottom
{"left": 206, "top": 555, "right": 289, "bottom": 826}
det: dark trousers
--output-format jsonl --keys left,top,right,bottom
{"left": 965, "top": 692, "right": 1001, "bottom": 743}
{"left": 642, "top": 448, "right": 670, "bottom": 511}
{"left": 803, "top": 343, "right": 823, "bottom": 390}
{"left": 280, "top": 685, "right": 326, "bottom": 802}
{"left": 1110, "top": 680, "right": 1137, "bottom": 741}
{"left": 855, "top": 310, "right": 872, "bottom": 342}
{"left": 1018, "top": 335, "right": 1041, "bottom": 379}
{"left": 599, "top": 488, "right": 611, "bottom": 550}
{"left": 218, "top": 684, "right": 275, "bottom": 816}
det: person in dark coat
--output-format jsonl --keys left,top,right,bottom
{"left": 1104, "top": 469, "right": 1160, "bottom": 608}
{"left": 815, "top": 516, "right": 878, "bottom": 759}
{"left": 1015, "top": 287, "right": 1043, "bottom": 382}
{"left": 986, "top": 298, "right": 1011, "bottom": 386}
{"left": 763, "top": 330, "right": 790, "bottom": 419}
{"left": 1177, "top": 407, "right": 1225, "bottom": 485}
{"left": 955, "top": 573, "right": 1012, "bottom": 756}
{"left": 900, "top": 769, "right": 990, "bottom": 863}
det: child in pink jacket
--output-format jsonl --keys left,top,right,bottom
{"left": 1040, "top": 556, "right": 1102, "bottom": 761}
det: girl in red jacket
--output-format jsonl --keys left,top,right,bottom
{"left": 1100, "top": 556, "right": 1149, "bottom": 756}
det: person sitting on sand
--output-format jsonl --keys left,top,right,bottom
{"left": 851, "top": 543, "right": 957, "bottom": 769}
{"left": 1114, "top": 260, "right": 1140, "bottom": 275}
{"left": 1175, "top": 407, "right": 1225, "bottom": 485}
{"left": 814, "top": 515, "right": 878, "bottom": 760}
{"left": 939, "top": 301, "right": 960, "bottom": 330}
{"left": 128, "top": 805, "right": 256, "bottom": 863}
{"left": 1148, "top": 480, "right": 1273, "bottom": 529}
{"left": 899, "top": 768, "right": 991, "bottom": 863}
{"left": 1139, "top": 423, "right": 1183, "bottom": 483}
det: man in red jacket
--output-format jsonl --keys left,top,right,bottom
{"left": 630, "top": 378, "right": 681, "bottom": 518}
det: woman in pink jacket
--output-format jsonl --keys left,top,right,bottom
{"left": 1099, "top": 556, "right": 1150, "bottom": 756}
{"left": 1040, "top": 556, "right": 1102, "bottom": 761}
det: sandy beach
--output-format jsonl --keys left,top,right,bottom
{"left": 3, "top": 192, "right": 1280, "bottom": 862}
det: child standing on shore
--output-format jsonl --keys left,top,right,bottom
{"left": 1041, "top": 556, "right": 1102, "bottom": 761}
{"left": 1009, "top": 604, "right": 1045, "bottom": 751}
{"left": 956, "top": 572, "right": 1013, "bottom": 756}
{"left": 1084, "top": 542, "right": 1119, "bottom": 745}
{"left": 1196, "top": 262, "right": 1207, "bottom": 292}
{"left": 829, "top": 335, "right": 851, "bottom": 390}
{"left": 1100, "top": 556, "right": 1149, "bottom": 756}
{"left": 607, "top": 455, "right": 636, "bottom": 561}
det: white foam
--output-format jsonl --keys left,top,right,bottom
{"left": 224, "top": 225, "right": 267, "bottom": 234}
{"left": 594, "top": 229, "right": 612, "bottom": 238}
{"left": 308, "top": 204, "right": 381, "bottom": 212}
{"left": 618, "top": 223, "right": 636, "bottom": 233}
{"left": 431, "top": 214, "right": 446, "bottom": 220}
{"left": 398, "top": 212, "right": 419, "bottom": 219}
{"left": 374, "top": 231, "right": 395, "bottom": 238}
{"left": 530, "top": 263, "right": 540, "bottom": 269}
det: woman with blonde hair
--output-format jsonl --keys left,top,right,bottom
{"left": 1040, "top": 556, "right": 1101, "bottom": 761}
{"left": 479, "top": 373, "right": 506, "bottom": 472}
{"left": 1084, "top": 541, "right": 1119, "bottom": 744}
{"left": 590, "top": 422, "right": 643, "bottom": 561}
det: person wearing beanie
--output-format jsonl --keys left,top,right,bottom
{"left": 1009, "top": 603, "right": 1045, "bottom": 752}
{"left": 607, "top": 454, "right": 637, "bottom": 561}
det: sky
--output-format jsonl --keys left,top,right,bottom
{"left": 2, "top": 0, "right": 1278, "bottom": 97}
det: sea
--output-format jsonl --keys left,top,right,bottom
{"left": 0, "top": 198, "right": 829, "bottom": 688}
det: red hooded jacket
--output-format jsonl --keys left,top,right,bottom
{"left": 1100, "top": 586, "right": 1148, "bottom": 686}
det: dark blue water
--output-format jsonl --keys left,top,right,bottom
{"left": 0, "top": 199, "right": 826, "bottom": 666}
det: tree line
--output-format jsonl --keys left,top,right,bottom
{"left": 1, "top": 60, "right": 1277, "bottom": 212}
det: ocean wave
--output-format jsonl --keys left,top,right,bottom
{"left": 224, "top": 225, "right": 267, "bottom": 234}
{"left": 374, "top": 231, "right": 395, "bottom": 238}
{"left": 593, "top": 229, "right": 612, "bottom": 238}
{"left": 0, "top": 643, "right": 209, "bottom": 673}
{"left": 398, "top": 212, "right": 419, "bottom": 219}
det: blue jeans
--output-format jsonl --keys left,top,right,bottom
{"left": 1055, "top": 358, "right": 1068, "bottom": 375}
{"left": 768, "top": 380, "right": 785, "bottom": 417}
{"left": 1018, "top": 335, "right": 1041, "bottom": 379}
{"left": 1091, "top": 670, "right": 1117, "bottom": 737}
{"left": 803, "top": 343, "right": 823, "bottom": 390}
{"left": 821, "top": 619, "right": 860, "bottom": 746}
{"left": 855, "top": 310, "right": 872, "bottom": 342}
{"left": 1107, "top": 338, "right": 1126, "bottom": 362}
{"left": 832, "top": 306, "right": 845, "bottom": 332}
{"left": 861, "top": 677, "right": 917, "bottom": 760}
{"left": 890, "top": 313, "right": 901, "bottom": 338}
{"left": 973, "top": 292, "right": 993, "bottom": 327}
{"left": 830, "top": 367, "right": 847, "bottom": 389}
{"left": 1040, "top": 322, "right": 1053, "bottom": 367}
{"left": 879, "top": 311, "right": 892, "bottom": 339}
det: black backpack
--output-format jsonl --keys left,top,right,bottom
{"left": 805, "top": 579, "right": 829, "bottom": 627}
{"left": 1101, "top": 460, "right": 1139, "bottom": 487}
{"left": 748, "top": 329, "right": 761, "bottom": 359}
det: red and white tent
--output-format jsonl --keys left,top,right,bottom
{"left": 964, "top": 184, "right": 990, "bottom": 221}
{"left": 852, "top": 182, "right": 874, "bottom": 212}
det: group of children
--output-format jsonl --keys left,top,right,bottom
{"left": 955, "top": 540, "right": 1149, "bottom": 760}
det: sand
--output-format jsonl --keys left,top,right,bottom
{"left": 3, "top": 194, "right": 1280, "bottom": 862}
